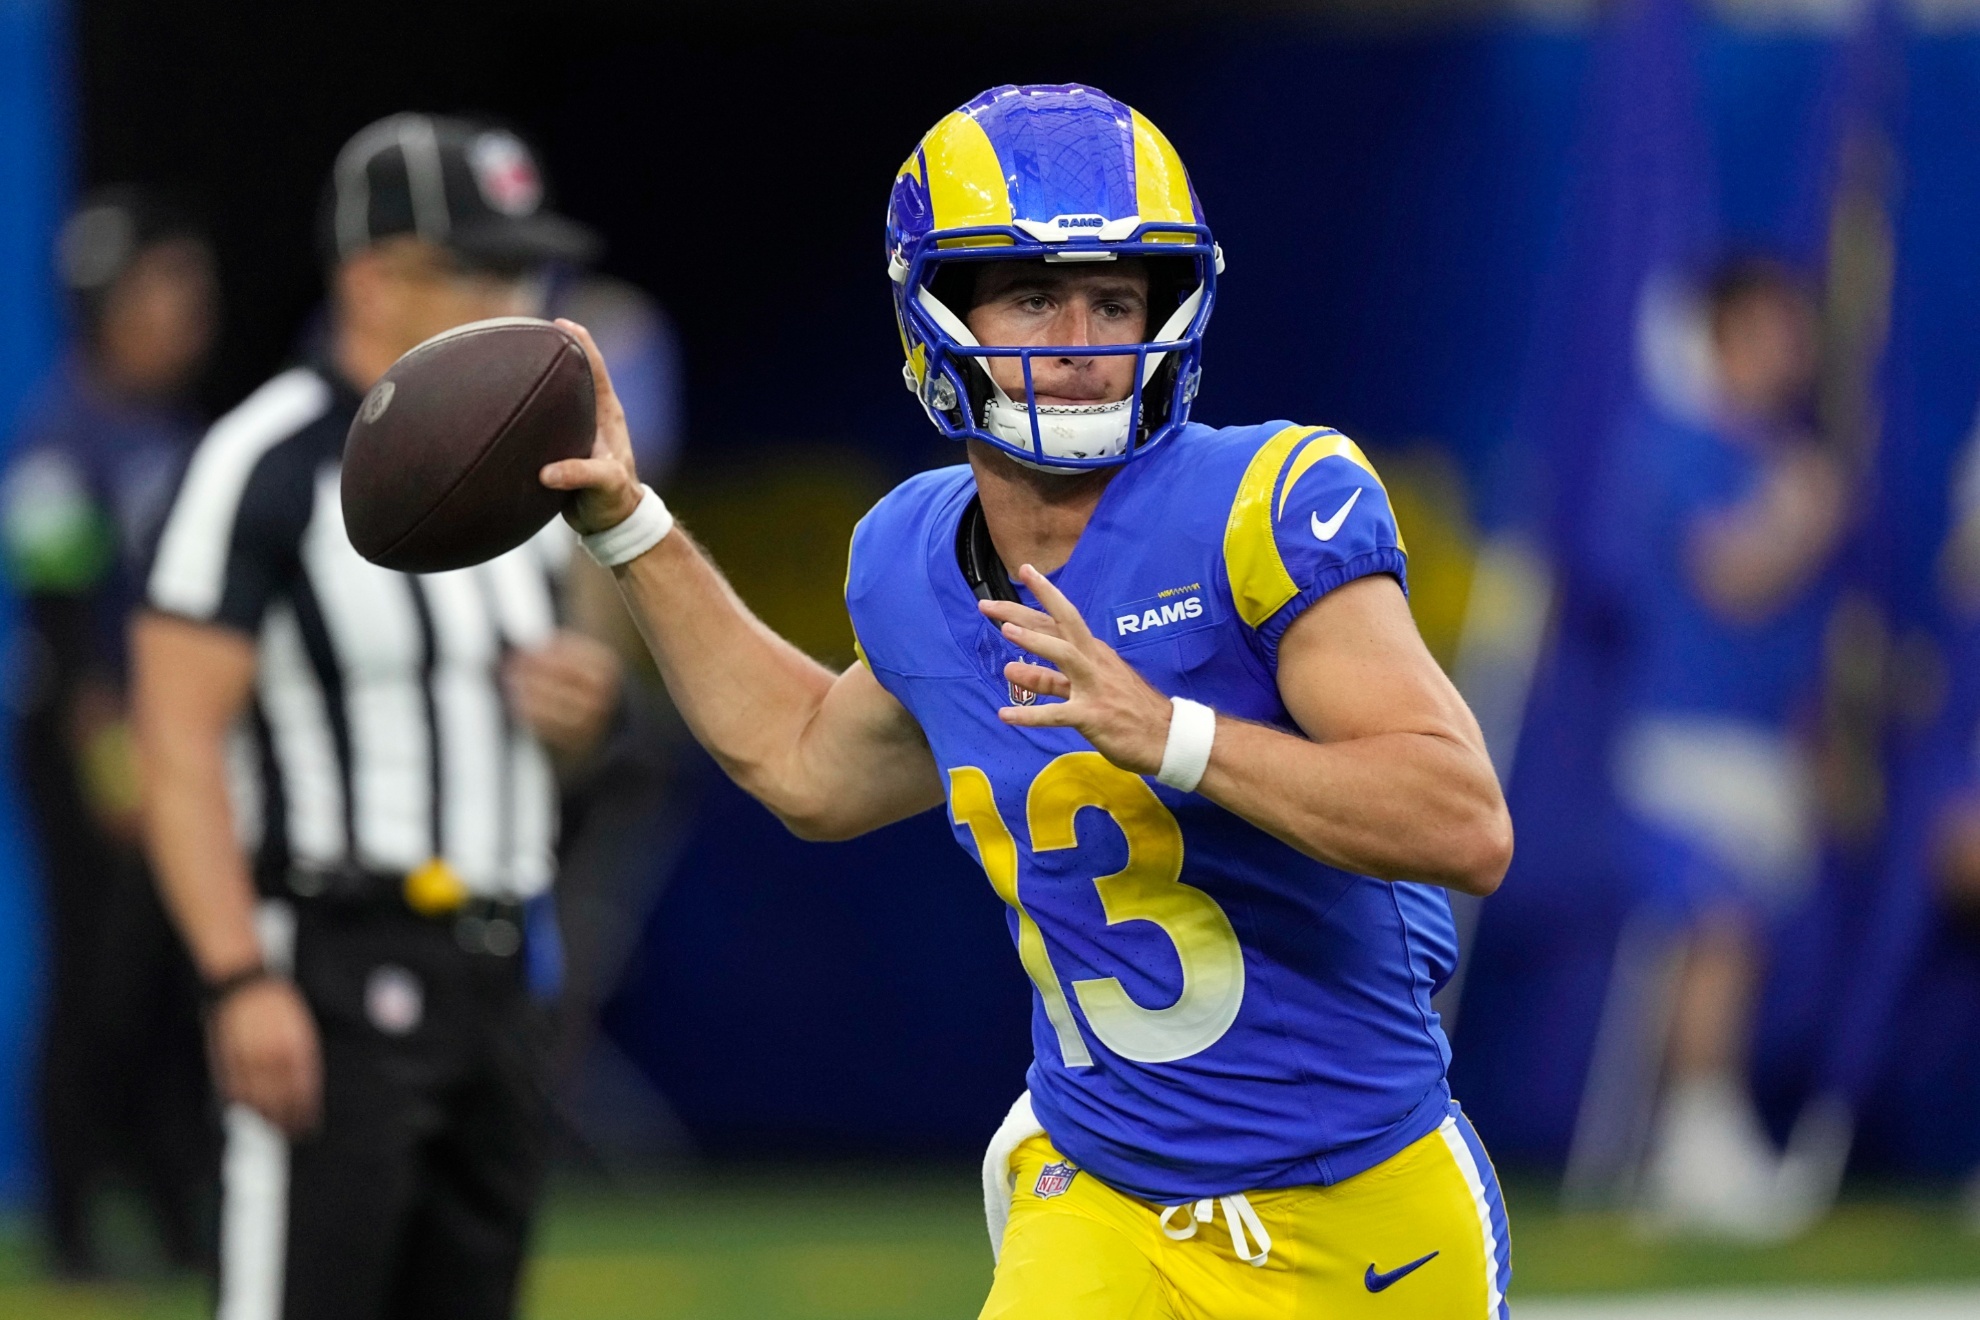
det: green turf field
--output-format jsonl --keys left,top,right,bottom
{"left": 3, "top": 1172, "right": 1976, "bottom": 1318}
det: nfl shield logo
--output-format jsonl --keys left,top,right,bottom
{"left": 1033, "top": 1161, "right": 1079, "bottom": 1199}
{"left": 1006, "top": 650, "right": 1041, "bottom": 706}
{"left": 469, "top": 132, "right": 543, "bottom": 216}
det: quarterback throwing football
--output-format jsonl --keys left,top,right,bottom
{"left": 547, "top": 83, "right": 1514, "bottom": 1319}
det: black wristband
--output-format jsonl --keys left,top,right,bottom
{"left": 202, "top": 963, "right": 276, "bottom": 1010}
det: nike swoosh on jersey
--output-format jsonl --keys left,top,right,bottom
{"left": 1310, "top": 487, "right": 1362, "bottom": 542}
{"left": 1363, "top": 1251, "right": 1438, "bottom": 1292}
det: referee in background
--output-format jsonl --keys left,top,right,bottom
{"left": 132, "top": 114, "right": 622, "bottom": 1320}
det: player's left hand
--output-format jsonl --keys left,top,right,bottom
{"left": 980, "top": 564, "right": 1175, "bottom": 776}
{"left": 504, "top": 629, "right": 623, "bottom": 762}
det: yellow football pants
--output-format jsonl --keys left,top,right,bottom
{"left": 982, "top": 1109, "right": 1510, "bottom": 1320}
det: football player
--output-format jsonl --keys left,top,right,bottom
{"left": 545, "top": 83, "right": 1514, "bottom": 1319}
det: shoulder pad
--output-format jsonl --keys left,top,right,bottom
{"left": 1221, "top": 425, "right": 1406, "bottom": 640}
{"left": 845, "top": 464, "right": 974, "bottom": 675}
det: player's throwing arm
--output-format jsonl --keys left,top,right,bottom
{"left": 539, "top": 321, "right": 946, "bottom": 841}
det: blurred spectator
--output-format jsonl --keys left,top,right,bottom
{"left": 1931, "top": 415, "right": 1980, "bottom": 1229}
{"left": 1, "top": 187, "right": 221, "bottom": 1276}
{"left": 1597, "top": 256, "right": 1846, "bottom": 1238}
{"left": 1938, "top": 785, "right": 1980, "bottom": 1232}
{"left": 1931, "top": 792, "right": 1980, "bottom": 944}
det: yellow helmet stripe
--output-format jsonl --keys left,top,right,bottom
{"left": 1224, "top": 425, "right": 1321, "bottom": 630}
{"left": 922, "top": 111, "right": 1014, "bottom": 241}
{"left": 1130, "top": 110, "right": 1197, "bottom": 229}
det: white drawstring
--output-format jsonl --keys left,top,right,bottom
{"left": 1158, "top": 1192, "right": 1273, "bottom": 1267}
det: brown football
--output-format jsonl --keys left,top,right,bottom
{"left": 341, "top": 317, "right": 595, "bottom": 573}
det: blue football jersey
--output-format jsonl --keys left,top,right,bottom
{"left": 845, "top": 421, "right": 1459, "bottom": 1203}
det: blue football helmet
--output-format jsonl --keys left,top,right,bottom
{"left": 885, "top": 84, "right": 1222, "bottom": 471}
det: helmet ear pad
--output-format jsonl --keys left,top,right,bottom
{"left": 1138, "top": 253, "right": 1200, "bottom": 431}
{"left": 924, "top": 261, "right": 994, "bottom": 425}
{"left": 1143, "top": 254, "right": 1198, "bottom": 326}
{"left": 927, "top": 260, "right": 980, "bottom": 327}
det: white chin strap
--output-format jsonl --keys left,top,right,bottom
{"left": 915, "top": 284, "right": 1203, "bottom": 469}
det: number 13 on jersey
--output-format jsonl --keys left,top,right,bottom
{"left": 949, "top": 752, "right": 1246, "bottom": 1067}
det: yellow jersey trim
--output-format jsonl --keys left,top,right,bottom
{"left": 1277, "top": 430, "right": 1406, "bottom": 555}
{"left": 1223, "top": 425, "right": 1322, "bottom": 630}
{"left": 846, "top": 524, "right": 869, "bottom": 670}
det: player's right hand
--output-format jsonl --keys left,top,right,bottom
{"left": 539, "top": 319, "right": 645, "bottom": 537}
{"left": 211, "top": 976, "right": 322, "bottom": 1135}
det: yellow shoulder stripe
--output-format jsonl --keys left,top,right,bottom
{"left": 1223, "top": 425, "right": 1321, "bottom": 630}
{"left": 1276, "top": 430, "right": 1405, "bottom": 554}
{"left": 845, "top": 526, "right": 868, "bottom": 669}
{"left": 1225, "top": 426, "right": 1407, "bottom": 630}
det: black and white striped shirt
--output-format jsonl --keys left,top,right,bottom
{"left": 146, "top": 361, "right": 564, "bottom": 901}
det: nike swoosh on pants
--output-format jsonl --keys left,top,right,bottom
{"left": 1363, "top": 1250, "right": 1439, "bottom": 1292}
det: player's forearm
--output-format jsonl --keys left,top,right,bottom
{"left": 610, "top": 527, "right": 842, "bottom": 817}
{"left": 1690, "top": 519, "right": 1820, "bottom": 621}
{"left": 139, "top": 731, "right": 264, "bottom": 981}
{"left": 1688, "top": 460, "right": 1844, "bottom": 622}
{"left": 1196, "top": 717, "right": 1512, "bottom": 895}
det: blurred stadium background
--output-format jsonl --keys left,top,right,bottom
{"left": 5, "top": 0, "right": 1980, "bottom": 1315}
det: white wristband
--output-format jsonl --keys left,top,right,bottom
{"left": 1157, "top": 697, "right": 1216, "bottom": 792}
{"left": 581, "top": 484, "right": 674, "bottom": 568}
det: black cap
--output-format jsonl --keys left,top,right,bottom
{"left": 58, "top": 186, "right": 206, "bottom": 296}
{"left": 321, "top": 113, "right": 600, "bottom": 270}
{"left": 57, "top": 187, "right": 211, "bottom": 341}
